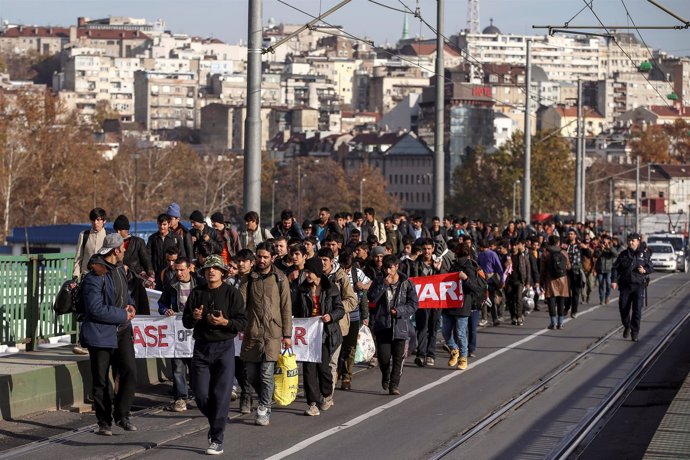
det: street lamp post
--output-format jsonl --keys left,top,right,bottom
{"left": 512, "top": 180, "right": 520, "bottom": 220}
{"left": 271, "top": 180, "right": 278, "bottom": 226}
{"left": 359, "top": 177, "right": 366, "bottom": 212}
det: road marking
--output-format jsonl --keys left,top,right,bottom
{"left": 266, "top": 274, "right": 678, "bottom": 460}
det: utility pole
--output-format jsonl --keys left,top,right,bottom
{"left": 574, "top": 78, "right": 583, "bottom": 223}
{"left": 636, "top": 156, "right": 641, "bottom": 233}
{"left": 523, "top": 39, "right": 532, "bottom": 223}
{"left": 244, "top": 0, "right": 262, "bottom": 215}
{"left": 610, "top": 178, "right": 614, "bottom": 235}
{"left": 433, "top": 0, "right": 445, "bottom": 219}
{"left": 580, "top": 103, "right": 586, "bottom": 221}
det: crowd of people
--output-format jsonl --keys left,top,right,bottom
{"left": 74, "top": 204, "right": 653, "bottom": 455}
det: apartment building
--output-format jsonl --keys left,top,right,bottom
{"left": 134, "top": 70, "right": 198, "bottom": 130}
{"left": 368, "top": 63, "right": 429, "bottom": 114}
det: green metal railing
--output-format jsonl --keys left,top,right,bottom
{"left": 0, "top": 253, "right": 76, "bottom": 350}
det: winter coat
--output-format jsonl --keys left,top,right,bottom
{"left": 147, "top": 231, "right": 185, "bottom": 276}
{"left": 191, "top": 224, "right": 224, "bottom": 255}
{"left": 539, "top": 246, "right": 571, "bottom": 298}
{"left": 445, "top": 256, "right": 483, "bottom": 316}
{"left": 79, "top": 256, "right": 131, "bottom": 349}
{"left": 327, "top": 266, "right": 358, "bottom": 336}
{"left": 239, "top": 226, "right": 273, "bottom": 250}
{"left": 594, "top": 246, "right": 617, "bottom": 274}
{"left": 240, "top": 267, "right": 293, "bottom": 362}
{"left": 368, "top": 272, "right": 419, "bottom": 340}
{"left": 361, "top": 218, "right": 387, "bottom": 244}
{"left": 123, "top": 235, "right": 153, "bottom": 276}
{"left": 507, "top": 251, "right": 531, "bottom": 286}
{"left": 271, "top": 221, "right": 306, "bottom": 240}
{"left": 216, "top": 226, "right": 240, "bottom": 259}
{"left": 172, "top": 224, "right": 194, "bottom": 260}
{"left": 73, "top": 228, "right": 106, "bottom": 277}
{"left": 292, "top": 276, "right": 345, "bottom": 356}
{"left": 612, "top": 248, "right": 654, "bottom": 287}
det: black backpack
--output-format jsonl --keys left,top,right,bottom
{"left": 550, "top": 251, "right": 568, "bottom": 279}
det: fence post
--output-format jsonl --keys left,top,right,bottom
{"left": 25, "top": 255, "right": 40, "bottom": 351}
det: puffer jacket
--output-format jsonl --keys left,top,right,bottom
{"left": 79, "top": 255, "right": 131, "bottom": 349}
{"left": 240, "top": 268, "right": 293, "bottom": 362}
{"left": 368, "top": 272, "right": 419, "bottom": 340}
{"left": 292, "top": 276, "right": 345, "bottom": 356}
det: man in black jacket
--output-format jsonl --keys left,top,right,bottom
{"left": 189, "top": 210, "right": 223, "bottom": 257}
{"left": 147, "top": 214, "right": 185, "bottom": 288}
{"left": 611, "top": 233, "right": 653, "bottom": 342}
{"left": 114, "top": 215, "right": 154, "bottom": 286}
{"left": 182, "top": 254, "right": 247, "bottom": 455}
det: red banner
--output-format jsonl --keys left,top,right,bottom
{"left": 411, "top": 272, "right": 465, "bottom": 309}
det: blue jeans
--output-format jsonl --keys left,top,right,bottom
{"left": 171, "top": 358, "right": 191, "bottom": 399}
{"left": 442, "top": 315, "right": 469, "bottom": 358}
{"left": 245, "top": 360, "right": 275, "bottom": 409}
{"left": 597, "top": 272, "right": 612, "bottom": 302}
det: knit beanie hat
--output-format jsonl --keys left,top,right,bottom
{"left": 210, "top": 212, "right": 225, "bottom": 224}
{"left": 189, "top": 210, "right": 205, "bottom": 223}
{"left": 113, "top": 214, "right": 130, "bottom": 231}
{"left": 166, "top": 202, "right": 181, "bottom": 218}
{"left": 303, "top": 257, "right": 324, "bottom": 278}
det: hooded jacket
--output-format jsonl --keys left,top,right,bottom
{"left": 368, "top": 271, "right": 419, "bottom": 340}
{"left": 79, "top": 255, "right": 131, "bottom": 349}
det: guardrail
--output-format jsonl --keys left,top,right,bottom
{"left": 0, "top": 253, "right": 76, "bottom": 350}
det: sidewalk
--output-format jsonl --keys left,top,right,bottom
{"left": 0, "top": 344, "right": 172, "bottom": 420}
{"left": 644, "top": 370, "right": 690, "bottom": 459}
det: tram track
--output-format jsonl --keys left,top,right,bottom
{"left": 429, "top": 274, "right": 690, "bottom": 460}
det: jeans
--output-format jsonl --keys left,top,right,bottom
{"left": 547, "top": 296, "right": 566, "bottom": 325}
{"left": 88, "top": 327, "right": 137, "bottom": 426}
{"left": 191, "top": 339, "right": 235, "bottom": 445}
{"left": 415, "top": 308, "right": 440, "bottom": 357}
{"left": 302, "top": 342, "right": 333, "bottom": 405}
{"left": 597, "top": 272, "right": 612, "bottom": 302}
{"left": 245, "top": 360, "right": 275, "bottom": 409}
{"left": 375, "top": 329, "right": 406, "bottom": 389}
{"left": 171, "top": 358, "right": 191, "bottom": 400}
{"left": 441, "top": 315, "right": 469, "bottom": 358}
{"left": 467, "top": 310, "right": 479, "bottom": 354}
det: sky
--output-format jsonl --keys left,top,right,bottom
{"left": 1, "top": 0, "right": 689, "bottom": 57}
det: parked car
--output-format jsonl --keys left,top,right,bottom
{"left": 647, "top": 233, "right": 689, "bottom": 272}
{"left": 648, "top": 242, "right": 677, "bottom": 272}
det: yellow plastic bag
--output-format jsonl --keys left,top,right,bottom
{"left": 273, "top": 348, "right": 298, "bottom": 407}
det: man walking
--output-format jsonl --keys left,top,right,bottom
{"left": 239, "top": 241, "right": 292, "bottom": 426}
{"left": 611, "top": 233, "right": 653, "bottom": 342}
{"left": 182, "top": 255, "right": 247, "bottom": 455}
{"left": 80, "top": 233, "right": 137, "bottom": 436}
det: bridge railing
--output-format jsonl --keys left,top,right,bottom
{"left": 0, "top": 253, "right": 76, "bottom": 350}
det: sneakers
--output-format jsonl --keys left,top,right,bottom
{"left": 368, "top": 357, "right": 379, "bottom": 368}
{"left": 304, "top": 403, "right": 320, "bottom": 416}
{"left": 239, "top": 394, "right": 252, "bottom": 414}
{"left": 571, "top": 313, "right": 578, "bottom": 319}
{"left": 206, "top": 442, "right": 224, "bottom": 455}
{"left": 414, "top": 356, "right": 425, "bottom": 367}
{"left": 424, "top": 357, "right": 435, "bottom": 367}
{"left": 478, "top": 319, "right": 489, "bottom": 327}
{"left": 341, "top": 379, "right": 351, "bottom": 391}
{"left": 115, "top": 418, "right": 137, "bottom": 431}
{"left": 320, "top": 395, "right": 334, "bottom": 411}
{"left": 469, "top": 351, "right": 476, "bottom": 358}
{"left": 172, "top": 399, "right": 187, "bottom": 412}
{"left": 255, "top": 405, "right": 270, "bottom": 426}
{"left": 517, "top": 318, "right": 524, "bottom": 326}
{"left": 231, "top": 389, "right": 238, "bottom": 401}
{"left": 72, "top": 345, "right": 89, "bottom": 355}
{"left": 457, "top": 357, "right": 468, "bottom": 371}
{"left": 389, "top": 387, "right": 401, "bottom": 396}
{"left": 557, "top": 323, "right": 564, "bottom": 330}
{"left": 547, "top": 324, "right": 555, "bottom": 330}
{"left": 96, "top": 423, "right": 112, "bottom": 436}
{"left": 448, "top": 349, "right": 460, "bottom": 367}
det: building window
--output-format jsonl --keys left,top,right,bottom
{"left": 659, "top": 191, "right": 664, "bottom": 198}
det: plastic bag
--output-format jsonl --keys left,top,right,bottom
{"left": 355, "top": 325, "right": 376, "bottom": 363}
{"left": 273, "top": 349, "right": 298, "bottom": 407}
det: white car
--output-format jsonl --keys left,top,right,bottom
{"left": 648, "top": 243, "right": 677, "bottom": 272}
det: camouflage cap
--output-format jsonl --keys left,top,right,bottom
{"left": 201, "top": 254, "right": 228, "bottom": 273}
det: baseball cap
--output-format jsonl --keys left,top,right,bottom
{"left": 97, "top": 233, "right": 124, "bottom": 255}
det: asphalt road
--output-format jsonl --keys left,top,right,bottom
{"left": 2, "top": 271, "right": 688, "bottom": 460}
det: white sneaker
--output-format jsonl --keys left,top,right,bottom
{"left": 255, "top": 405, "right": 270, "bottom": 426}
{"left": 320, "top": 396, "right": 334, "bottom": 411}
{"left": 172, "top": 399, "right": 187, "bottom": 412}
{"left": 304, "top": 403, "right": 320, "bottom": 416}
{"left": 206, "top": 442, "right": 223, "bottom": 455}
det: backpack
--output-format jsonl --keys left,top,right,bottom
{"left": 550, "top": 251, "right": 568, "bottom": 279}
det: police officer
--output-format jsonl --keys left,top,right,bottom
{"left": 611, "top": 233, "right": 653, "bottom": 342}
